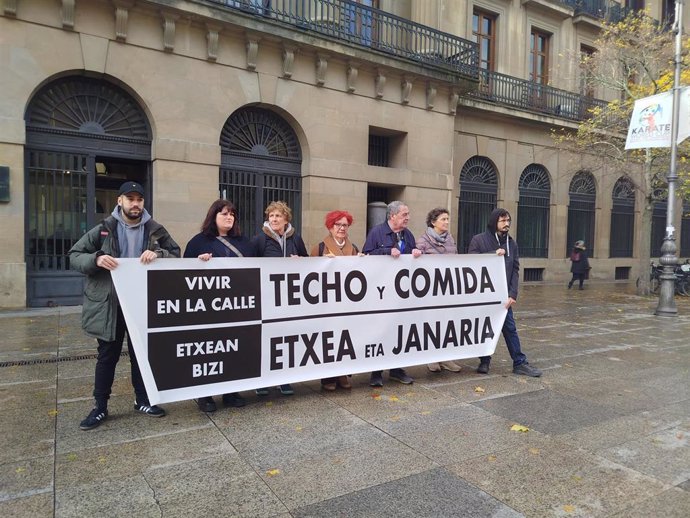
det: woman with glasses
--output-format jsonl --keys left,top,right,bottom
{"left": 416, "top": 207, "right": 462, "bottom": 373}
{"left": 310, "top": 210, "right": 363, "bottom": 390}
{"left": 183, "top": 199, "right": 256, "bottom": 413}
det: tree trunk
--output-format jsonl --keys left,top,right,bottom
{"left": 636, "top": 149, "right": 654, "bottom": 295}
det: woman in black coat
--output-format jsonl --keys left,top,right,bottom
{"left": 568, "top": 240, "right": 590, "bottom": 290}
{"left": 184, "top": 199, "right": 256, "bottom": 413}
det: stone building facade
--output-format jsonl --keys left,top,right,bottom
{"left": 1, "top": 0, "right": 687, "bottom": 307}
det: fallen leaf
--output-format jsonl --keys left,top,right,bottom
{"left": 48, "top": 409, "right": 58, "bottom": 417}
{"left": 528, "top": 448, "right": 540, "bottom": 455}
{"left": 474, "top": 386, "right": 485, "bottom": 393}
{"left": 389, "top": 396, "right": 399, "bottom": 402}
{"left": 264, "top": 402, "right": 273, "bottom": 407}
{"left": 390, "top": 416, "right": 400, "bottom": 422}
{"left": 371, "top": 394, "right": 381, "bottom": 400}
{"left": 266, "top": 469, "right": 280, "bottom": 477}
{"left": 295, "top": 426, "right": 303, "bottom": 432}
{"left": 67, "top": 453, "right": 78, "bottom": 461}
{"left": 563, "top": 504, "right": 576, "bottom": 513}
{"left": 487, "top": 455, "right": 497, "bottom": 462}
{"left": 571, "top": 475, "right": 582, "bottom": 482}
{"left": 98, "top": 456, "right": 107, "bottom": 463}
{"left": 677, "top": 432, "right": 684, "bottom": 440}
{"left": 15, "top": 467, "right": 25, "bottom": 473}
{"left": 510, "top": 424, "right": 529, "bottom": 433}
{"left": 419, "top": 411, "right": 431, "bottom": 416}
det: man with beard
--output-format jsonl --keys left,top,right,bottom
{"left": 468, "top": 208, "right": 542, "bottom": 377}
{"left": 69, "top": 181, "right": 180, "bottom": 430}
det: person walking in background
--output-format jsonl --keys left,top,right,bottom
{"left": 69, "top": 181, "right": 180, "bottom": 430}
{"left": 416, "top": 207, "right": 462, "bottom": 374}
{"left": 568, "top": 240, "right": 590, "bottom": 290}
{"left": 468, "top": 208, "right": 542, "bottom": 378}
{"left": 252, "top": 201, "right": 308, "bottom": 396}
{"left": 363, "top": 200, "right": 421, "bottom": 387}
{"left": 184, "top": 199, "right": 255, "bottom": 413}
{"left": 310, "top": 209, "right": 362, "bottom": 391}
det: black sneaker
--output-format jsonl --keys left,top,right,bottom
{"left": 196, "top": 396, "right": 217, "bottom": 413}
{"left": 79, "top": 408, "right": 108, "bottom": 430}
{"left": 222, "top": 392, "right": 247, "bottom": 408}
{"left": 513, "top": 363, "right": 542, "bottom": 377}
{"left": 369, "top": 371, "right": 384, "bottom": 387}
{"left": 134, "top": 402, "right": 166, "bottom": 417}
{"left": 477, "top": 361, "right": 490, "bottom": 374}
{"left": 389, "top": 368, "right": 413, "bottom": 385}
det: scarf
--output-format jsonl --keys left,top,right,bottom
{"left": 321, "top": 234, "right": 357, "bottom": 256}
{"left": 263, "top": 221, "right": 294, "bottom": 256}
{"left": 425, "top": 227, "right": 448, "bottom": 245}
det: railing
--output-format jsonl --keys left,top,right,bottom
{"left": 209, "top": 0, "right": 479, "bottom": 78}
{"left": 561, "top": 0, "right": 629, "bottom": 23}
{"left": 467, "top": 68, "right": 607, "bottom": 121}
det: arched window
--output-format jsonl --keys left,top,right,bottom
{"left": 681, "top": 201, "right": 690, "bottom": 258}
{"left": 219, "top": 107, "right": 302, "bottom": 234}
{"left": 517, "top": 164, "right": 550, "bottom": 257}
{"left": 651, "top": 190, "right": 667, "bottom": 257}
{"left": 457, "top": 156, "right": 498, "bottom": 253}
{"left": 567, "top": 171, "right": 596, "bottom": 256}
{"left": 610, "top": 177, "right": 635, "bottom": 257}
{"left": 24, "top": 75, "right": 151, "bottom": 306}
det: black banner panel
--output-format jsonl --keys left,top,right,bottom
{"left": 147, "top": 268, "right": 261, "bottom": 328}
{"left": 148, "top": 324, "right": 262, "bottom": 390}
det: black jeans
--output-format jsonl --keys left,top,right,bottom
{"left": 569, "top": 273, "right": 586, "bottom": 288}
{"left": 93, "top": 306, "right": 148, "bottom": 408}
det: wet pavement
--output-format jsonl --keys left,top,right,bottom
{"left": 1, "top": 282, "right": 689, "bottom": 517}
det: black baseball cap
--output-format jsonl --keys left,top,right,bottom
{"left": 118, "top": 181, "right": 145, "bottom": 197}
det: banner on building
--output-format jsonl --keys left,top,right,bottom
{"left": 625, "top": 89, "right": 690, "bottom": 149}
{"left": 111, "top": 254, "right": 508, "bottom": 404}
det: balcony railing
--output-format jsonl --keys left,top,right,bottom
{"left": 209, "top": 0, "right": 479, "bottom": 79}
{"left": 561, "top": 0, "right": 629, "bottom": 23}
{"left": 467, "top": 69, "right": 607, "bottom": 121}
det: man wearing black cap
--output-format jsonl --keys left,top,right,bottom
{"left": 69, "top": 181, "right": 180, "bottom": 430}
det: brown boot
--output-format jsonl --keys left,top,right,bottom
{"left": 337, "top": 375, "right": 352, "bottom": 389}
{"left": 321, "top": 378, "right": 336, "bottom": 391}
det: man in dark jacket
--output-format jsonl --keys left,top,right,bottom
{"left": 363, "top": 200, "right": 422, "bottom": 386}
{"left": 468, "top": 208, "right": 542, "bottom": 377}
{"left": 69, "top": 181, "right": 180, "bottom": 430}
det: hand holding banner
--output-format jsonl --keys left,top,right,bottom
{"left": 112, "top": 254, "right": 508, "bottom": 404}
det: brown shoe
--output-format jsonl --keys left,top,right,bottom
{"left": 440, "top": 361, "right": 462, "bottom": 372}
{"left": 321, "top": 379, "right": 336, "bottom": 391}
{"left": 337, "top": 375, "right": 352, "bottom": 389}
{"left": 427, "top": 362, "right": 441, "bottom": 372}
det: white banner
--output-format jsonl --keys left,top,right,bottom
{"left": 111, "top": 254, "right": 508, "bottom": 404}
{"left": 625, "top": 89, "right": 690, "bottom": 149}
{"left": 626, "top": 91, "right": 674, "bottom": 149}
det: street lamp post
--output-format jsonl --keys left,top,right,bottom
{"left": 655, "top": 0, "right": 684, "bottom": 317}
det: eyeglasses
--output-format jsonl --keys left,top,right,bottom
{"left": 334, "top": 223, "right": 349, "bottom": 229}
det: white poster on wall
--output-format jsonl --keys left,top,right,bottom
{"left": 111, "top": 254, "right": 508, "bottom": 404}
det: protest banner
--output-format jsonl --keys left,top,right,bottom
{"left": 111, "top": 254, "right": 508, "bottom": 404}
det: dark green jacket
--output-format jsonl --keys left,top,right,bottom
{"left": 69, "top": 215, "right": 180, "bottom": 341}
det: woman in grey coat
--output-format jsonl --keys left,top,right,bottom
{"left": 415, "top": 207, "right": 462, "bottom": 373}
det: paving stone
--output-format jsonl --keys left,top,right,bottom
{"left": 257, "top": 436, "right": 437, "bottom": 509}
{"left": 597, "top": 425, "right": 690, "bottom": 485}
{"left": 55, "top": 476, "right": 161, "bottom": 518}
{"left": 0, "top": 492, "right": 53, "bottom": 518}
{"left": 448, "top": 438, "right": 669, "bottom": 517}
{"left": 292, "top": 467, "right": 523, "bottom": 518}
{"left": 144, "top": 454, "right": 288, "bottom": 518}
{"left": 0, "top": 456, "right": 53, "bottom": 503}
{"left": 0, "top": 406, "right": 55, "bottom": 464}
{"left": 472, "top": 388, "right": 621, "bottom": 435}
{"left": 609, "top": 487, "right": 690, "bottom": 518}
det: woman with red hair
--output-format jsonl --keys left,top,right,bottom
{"left": 310, "top": 210, "right": 362, "bottom": 390}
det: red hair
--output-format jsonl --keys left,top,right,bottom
{"left": 324, "top": 210, "right": 354, "bottom": 229}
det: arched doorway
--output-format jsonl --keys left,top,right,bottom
{"left": 457, "top": 156, "right": 498, "bottom": 253}
{"left": 566, "top": 171, "right": 596, "bottom": 257}
{"left": 25, "top": 75, "right": 151, "bottom": 306}
{"left": 218, "top": 107, "right": 302, "bottom": 235}
{"left": 517, "top": 164, "right": 551, "bottom": 258}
